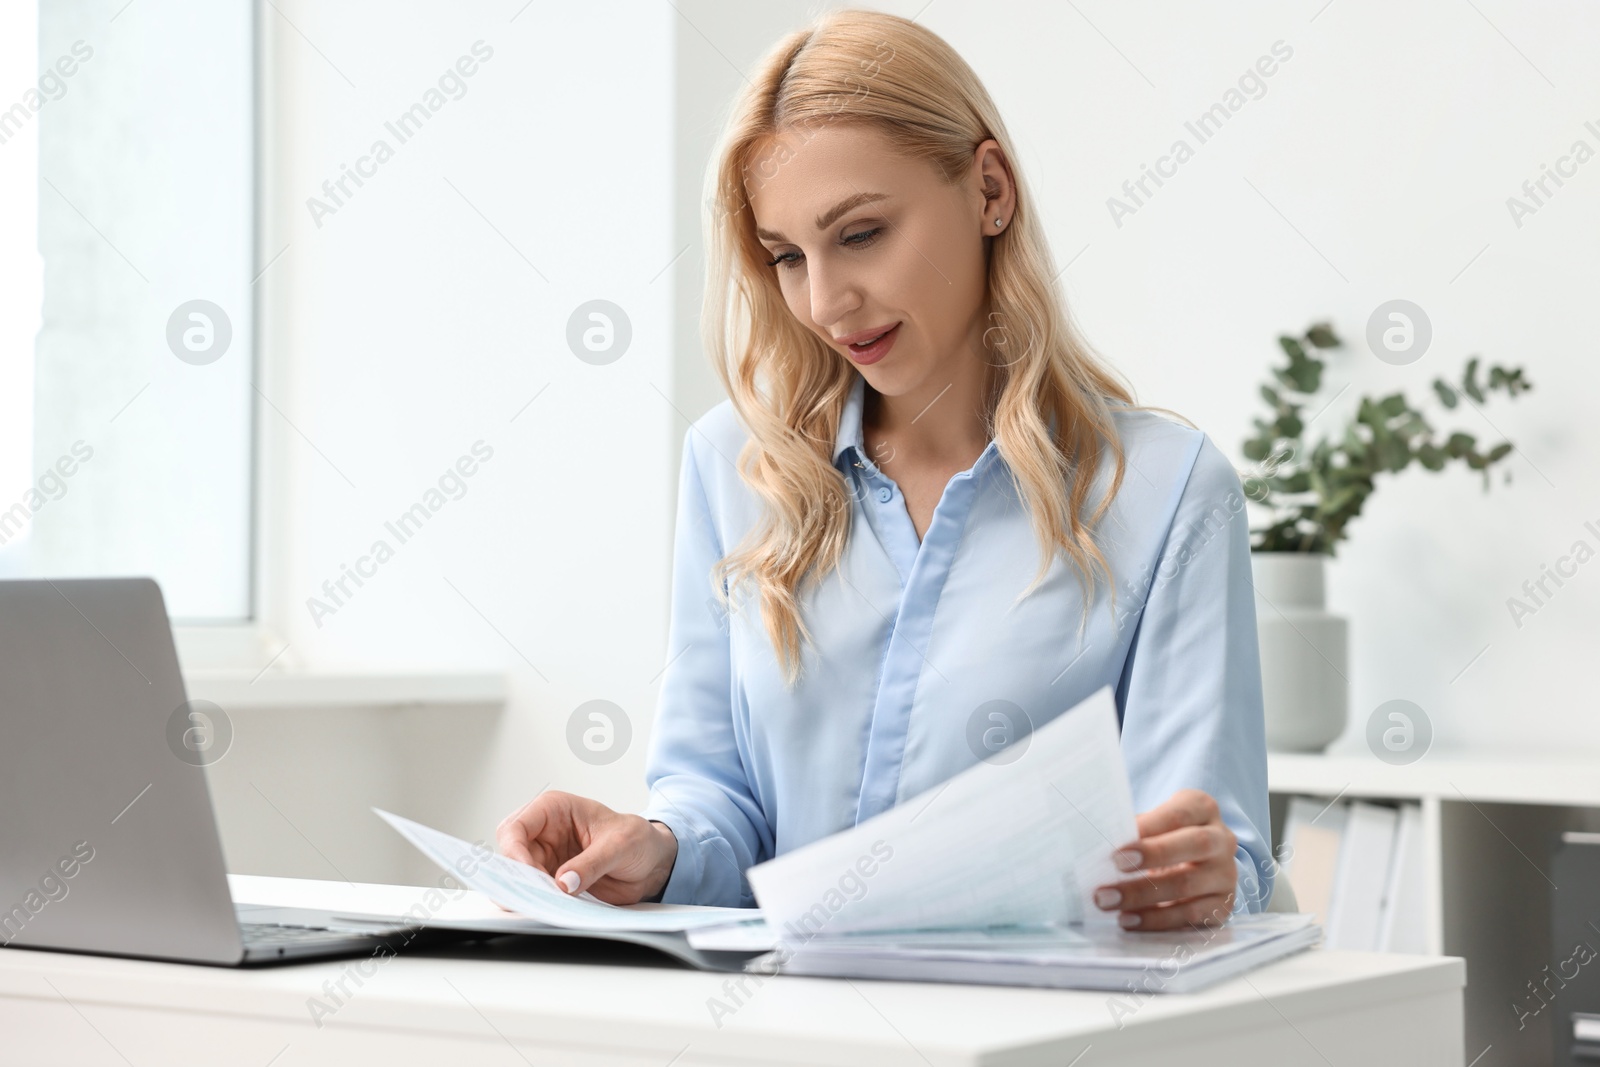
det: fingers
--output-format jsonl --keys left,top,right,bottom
{"left": 1097, "top": 857, "right": 1236, "bottom": 914}
{"left": 1095, "top": 788, "right": 1240, "bottom": 930}
{"left": 1132, "top": 788, "right": 1219, "bottom": 840}
{"left": 496, "top": 790, "right": 563, "bottom": 867}
{"left": 1132, "top": 823, "right": 1237, "bottom": 872}
{"left": 553, "top": 819, "right": 635, "bottom": 896}
{"left": 1123, "top": 892, "right": 1236, "bottom": 932}
{"left": 492, "top": 794, "right": 663, "bottom": 904}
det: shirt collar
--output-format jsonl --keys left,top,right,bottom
{"left": 831, "top": 373, "right": 1014, "bottom": 474}
{"left": 832, "top": 373, "right": 868, "bottom": 467}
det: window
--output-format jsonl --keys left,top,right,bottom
{"left": 1, "top": 0, "right": 256, "bottom": 625}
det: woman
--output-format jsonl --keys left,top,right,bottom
{"left": 499, "top": 9, "right": 1273, "bottom": 932}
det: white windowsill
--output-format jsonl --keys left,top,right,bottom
{"left": 182, "top": 669, "right": 508, "bottom": 711}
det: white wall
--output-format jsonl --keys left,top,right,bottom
{"left": 237, "top": 0, "right": 1598, "bottom": 883}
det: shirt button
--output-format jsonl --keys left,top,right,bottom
{"left": 876, "top": 486, "right": 893, "bottom": 503}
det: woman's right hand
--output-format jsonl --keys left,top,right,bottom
{"left": 495, "top": 790, "right": 679, "bottom": 905}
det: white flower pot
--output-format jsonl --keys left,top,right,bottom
{"left": 1250, "top": 552, "right": 1348, "bottom": 752}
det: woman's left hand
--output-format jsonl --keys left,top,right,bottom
{"left": 1093, "top": 788, "right": 1238, "bottom": 931}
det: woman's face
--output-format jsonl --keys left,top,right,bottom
{"left": 747, "top": 123, "right": 1006, "bottom": 401}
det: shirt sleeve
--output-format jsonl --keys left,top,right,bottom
{"left": 1114, "top": 431, "right": 1276, "bottom": 915}
{"left": 636, "top": 427, "right": 772, "bottom": 907}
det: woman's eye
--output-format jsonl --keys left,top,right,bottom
{"left": 766, "top": 227, "right": 883, "bottom": 272}
{"left": 843, "top": 226, "right": 882, "bottom": 248}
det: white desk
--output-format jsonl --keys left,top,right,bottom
{"left": 0, "top": 878, "right": 1466, "bottom": 1067}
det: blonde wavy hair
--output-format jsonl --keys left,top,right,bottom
{"left": 702, "top": 8, "right": 1144, "bottom": 687}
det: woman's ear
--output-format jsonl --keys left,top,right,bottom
{"left": 974, "top": 138, "right": 1015, "bottom": 234}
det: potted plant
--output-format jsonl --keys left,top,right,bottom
{"left": 1240, "top": 322, "right": 1531, "bottom": 751}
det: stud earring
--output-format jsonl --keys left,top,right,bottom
{"left": 994, "top": 217, "right": 1004, "bottom": 227}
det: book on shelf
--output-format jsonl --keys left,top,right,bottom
{"left": 1280, "top": 794, "right": 1427, "bottom": 953}
{"left": 1281, "top": 796, "right": 1345, "bottom": 931}
{"left": 1377, "top": 801, "right": 1428, "bottom": 954}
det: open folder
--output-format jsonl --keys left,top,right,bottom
{"left": 378, "top": 686, "right": 1320, "bottom": 991}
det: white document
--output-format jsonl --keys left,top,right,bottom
{"left": 688, "top": 918, "right": 782, "bottom": 952}
{"left": 778, "top": 912, "right": 1316, "bottom": 965}
{"left": 763, "top": 913, "right": 1321, "bottom": 993}
{"left": 1325, "top": 800, "right": 1397, "bottom": 950}
{"left": 374, "top": 808, "right": 757, "bottom": 933}
{"left": 1376, "top": 801, "right": 1428, "bottom": 953}
{"left": 744, "top": 685, "right": 1140, "bottom": 945}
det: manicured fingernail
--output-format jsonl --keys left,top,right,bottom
{"left": 1115, "top": 849, "right": 1143, "bottom": 872}
{"left": 559, "top": 871, "right": 580, "bottom": 893}
{"left": 1119, "top": 912, "right": 1142, "bottom": 928}
{"left": 1094, "top": 888, "right": 1121, "bottom": 909}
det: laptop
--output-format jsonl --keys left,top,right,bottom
{"left": 0, "top": 576, "right": 466, "bottom": 965}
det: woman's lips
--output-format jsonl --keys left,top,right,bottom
{"left": 844, "top": 323, "right": 900, "bottom": 365}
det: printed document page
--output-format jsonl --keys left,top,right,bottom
{"left": 375, "top": 808, "right": 757, "bottom": 933}
{"left": 744, "top": 685, "right": 1140, "bottom": 942}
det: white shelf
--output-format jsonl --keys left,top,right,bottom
{"left": 182, "top": 670, "right": 507, "bottom": 710}
{"left": 1267, "top": 748, "right": 1600, "bottom": 1064}
{"left": 1269, "top": 750, "right": 1600, "bottom": 806}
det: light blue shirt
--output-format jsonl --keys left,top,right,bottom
{"left": 640, "top": 373, "right": 1274, "bottom": 914}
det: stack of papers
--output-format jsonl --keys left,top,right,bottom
{"left": 711, "top": 913, "right": 1321, "bottom": 992}
{"left": 379, "top": 686, "right": 1321, "bottom": 991}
